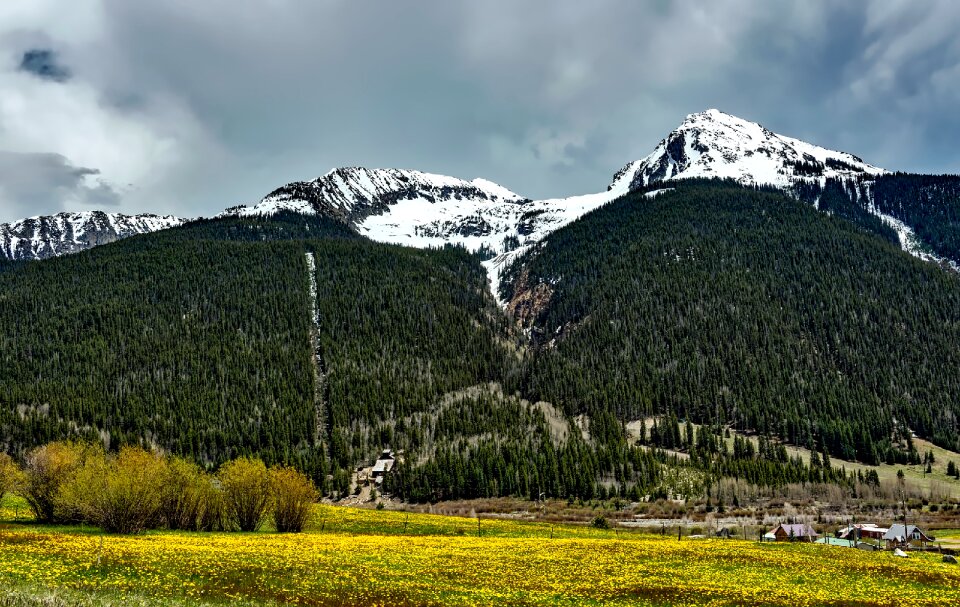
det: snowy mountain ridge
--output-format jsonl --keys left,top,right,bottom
{"left": 220, "top": 167, "right": 525, "bottom": 223}
{"left": 608, "top": 110, "right": 957, "bottom": 269}
{"left": 1, "top": 211, "right": 184, "bottom": 261}
{"left": 6, "top": 109, "right": 952, "bottom": 283}
{"left": 221, "top": 166, "right": 641, "bottom": 300}
{"left": 613, "top": 109, "right": 886, "bottom": 190}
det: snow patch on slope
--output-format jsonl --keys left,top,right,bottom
{"left": 305, "top": 252, "right": 319, "bottom": 324}
{"left": 869, "top": 208, "right": 959, "bottom": 270}
{"left": 226, "top": 166, "right": 641, "bottom": 304}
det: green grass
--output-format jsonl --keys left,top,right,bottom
{"left": 305, "top": 503, "right": 634, "bottom": 539}
{"left": 0, "top": 494, "right": 33, "bottom": 523}
{"left": 0, "top": 583, "right": 280, "bottom": 607}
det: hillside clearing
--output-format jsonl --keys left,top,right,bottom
{"left": 627, "top": 418, "right": 960, "bottom": 499}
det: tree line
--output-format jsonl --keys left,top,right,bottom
{"left": 0, "top": 441, "right": 317, "bottom": 534}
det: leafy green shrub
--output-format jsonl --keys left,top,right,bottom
{"left": 0, "top": 453, "right": 24, "bottom": 503}
{"left": 161, "top": 456, "right": 221, "bottom": 531}
{"left": 270, "top": 466, "right": 318, "bottom": 533}
{"left": 219, "top": 457, "right": 271, "bottom": 532}
{"left": 23, "top": 442, "right": 97, "bottom": 523}
{"left": 196, "top": 479, "right": 227, "bottom": 532}
{"left": 591, "top": 515, "right": 610, "bottom": 530}
{"left": 58, "top": 446, "right": 167, "bottom": 534}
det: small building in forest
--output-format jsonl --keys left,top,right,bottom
{"left": 371, "top": 450, "right": 395, "bottom": 483}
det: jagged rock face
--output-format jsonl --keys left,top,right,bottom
{"left": 504, "top": 268, "right": 554, "bottom": 331}
{"left": 612, "top": 109, "right": 885, "bottom": 190}
{"left": 416, "top": 214, "right": 496, "bottom": 239}
{"left": 1, "top": 211, "right": 184, "bottom": 261}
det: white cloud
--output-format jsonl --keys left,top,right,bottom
{"left": 0, "top": 0, "right": 226, "bottom": 223}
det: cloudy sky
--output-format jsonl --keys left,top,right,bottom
{"left": 1, "top": 0, "right": 959, "bottom": 223}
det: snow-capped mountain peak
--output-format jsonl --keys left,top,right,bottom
{"left": 222, "top": 166, "right": 640, "bottom": 301}
{"left": 221, "top": 167, "right": 526, "bottom": 223}
{"left": 614, "top": 109, "right": 886, "bottom": 190}
{"left": 9, "top": 110, "right": 931, "bottom": 298}
{"left": 1, "top": 211, "right": 184, "bottom": 261}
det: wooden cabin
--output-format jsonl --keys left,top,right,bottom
{"left": 882, "top": 524, "right": 933, "bottom": 550}
{"left": 769, "top": 523, "right": 819, "bottom": 542}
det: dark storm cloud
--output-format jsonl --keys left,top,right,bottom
{"left": 0, "top": 152, "right": 120, "bottom": 221}
{"left": 18, "top": 49, "right": 71, "bottom": 82}
{"left": 3, "top": 0, "right": 960, "bottom": 222}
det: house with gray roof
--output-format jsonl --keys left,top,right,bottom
{"left": 882, "top": 524, "right": 933, "bottom": 549}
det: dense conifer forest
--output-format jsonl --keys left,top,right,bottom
{"left": 872, "top": 173, "right": 960, "bottom": 261}
{"left": 0, "top": 216, "right": 332, "bottom": 467}
{"left": 793, "top": 178, "right": 900, "bottom": 245}
{"left": 502, "top": 183, "right": 960, "bottom": 461}
{"left": 790, "top": 173, "right": 960, "bottom": 266}
{"left": 3, "top": 182, "right": 960, "bottom": 501}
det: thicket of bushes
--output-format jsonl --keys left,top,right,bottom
{"left": 3, "top": 442, "right": 318, "bottom": 534}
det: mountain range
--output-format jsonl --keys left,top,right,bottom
{"left": 0, "top": 211, "right": 183, "bottom": 262}
{"left": 3, "top": 110, "right": 960, "bottom": 501}
{"left": 7, "top": 109, "right": 958, "bottom": 285}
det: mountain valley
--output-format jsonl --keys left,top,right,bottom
{"left": 3, "top": 110, "right": 960, "bottom": 504}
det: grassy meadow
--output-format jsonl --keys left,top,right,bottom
{"left": 2, "top": 495, "right": 959, "bottom": 606}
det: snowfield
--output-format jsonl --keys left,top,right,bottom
{"left": 224, "top": 165, "right": 643, "bottom": 302}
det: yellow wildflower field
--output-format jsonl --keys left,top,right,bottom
{"left": 0, "top": 505, "right": 958, "bottom": 606}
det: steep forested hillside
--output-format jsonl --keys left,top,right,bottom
{"left": 0, "top": 214, "right": 513, "bottom": 470}
{"left": 5, "top": 182, "right": 960, "bottom": 502}
{"left": 502, "top": 183, "right": 960, "bottom": 460}
{"left": 872, "top": 173, "right": 960, "bottom": 261}
{"left": 0, "top": 213, "right": 357, "bottom": 470}
{"left": 790, "top": 178, "right": 900, "bottom": 245}
{"left": 789, "top": 173, "right": 960, "bottom": 266}
{"left": 305, "top": 238, "right": 664, "bottom": 500}
{"left": 308, "top": 239, "right": 523, "bottom": 493}
{"left": 0, "top": 210, "right": 674, "bottom": 501}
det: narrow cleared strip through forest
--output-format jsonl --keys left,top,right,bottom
{"left": 305, "top": 251, "right": 331, "bottom": 463}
